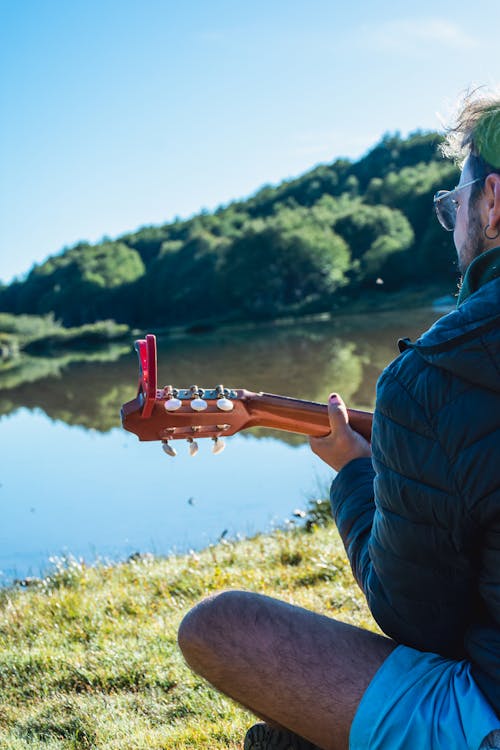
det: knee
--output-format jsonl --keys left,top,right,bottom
{"left": 177, "top": 592, "right": 215, "bottom": 658}
{"left": 177, "top": 589, "right": 249, "bottom": 668}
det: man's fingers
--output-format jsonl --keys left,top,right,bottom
{"left": 327, "top": 393, "right": 349, "bottom": 432}
{"left": 310, "top": 393, "right": 372, "bottom": 471}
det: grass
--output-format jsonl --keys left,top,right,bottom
{"left": 0, "top": 515, "right": 379, "bottom": 749}
{"left": 0, "top": 313, "right": 130, "bottom": 362}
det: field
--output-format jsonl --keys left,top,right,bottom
{"left": 0, "top": 519, "right": 378, "bottom": 749}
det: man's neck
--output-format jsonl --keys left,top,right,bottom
{"left": 457, "top": 246, "right": 500, "bottom": 306}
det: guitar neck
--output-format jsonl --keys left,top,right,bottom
{"left": 122, "top": 334, "right": 374, "bottom": 444}
{"left": 121, "top": 388, "right": 373, "bottom": 443}
{"left": 243, "top": 391, "right": 373, "bottom": 441}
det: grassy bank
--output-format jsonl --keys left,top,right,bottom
{"left": 0, "top": 523, "right": 378, "bottom": 749}
{"left": 0, "top": 314, "right": 130, "bottom": 361}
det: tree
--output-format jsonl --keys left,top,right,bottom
{"left": 217, "top": 209, "right": 351, "bottom": 318}
{"left": 0, "top": 129, "right": 461, "bottom": 326}
{"left": 333, "top": 204, "right": 414, "bottom": 286}
{"left": 3, "top": 242, "right": 145, "bottom": 325}
{"left": 140, "top": 231, "right": 226, "bottom": 325}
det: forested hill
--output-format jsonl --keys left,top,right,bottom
{"left": 0, "top": 131, "right": 460, "bottom": 328}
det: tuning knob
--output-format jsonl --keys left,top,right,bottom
{"left": 216, "top": 397, "right": 234, "bottom": 412}
{"left": 190, "top": 385, "right": 207, "bottom": 411}
{"left": 165, "top": 397, "right": 182, "bottom": 411}
{"left": 215, "top": 384, "right": 233, "bottom": 412}
{"left": 212, "top": 437, "right": 225, "bottom": 454}
{"left": 162, "top": 441, "right": 177, "bottom": 457}
{"left": 191, "top": 397, "right": 207, "bottom": 412}
{"left": 187, "top": 438, "right": 199, "bottom": 457}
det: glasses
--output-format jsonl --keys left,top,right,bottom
{"left": 433, "top": 178, "right": 482, "bottom": 232}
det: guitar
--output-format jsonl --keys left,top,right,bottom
{"left": 121, "top": 334, "right": 373, "bottom": 455}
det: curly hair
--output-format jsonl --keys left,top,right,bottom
{"left": 440, "top": 90, "right": 500, "bottom": 178}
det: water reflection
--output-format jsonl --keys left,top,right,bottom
{"left": 0, "top": 308, "right": 443, "bottom": 582}
{"left": 0, "top": 345, "right": 132, "bottom": 431}
{"left": 0, "top": 308, "right": 439, "bottom": 440}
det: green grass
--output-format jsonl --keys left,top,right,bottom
{"left": 0, "top": 313, "right": 130, "bottom": 362}
{"left": 0, "top": 522, "right": 378, "bottom": 749}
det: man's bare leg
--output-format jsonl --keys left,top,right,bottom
{"left": 178, "top": 590, "right": 396, "bottom": 750}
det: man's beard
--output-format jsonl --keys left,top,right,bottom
{"left": 458, "top": 202, "right": 484, "bottom": 274}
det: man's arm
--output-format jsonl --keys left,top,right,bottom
{"left": 329, "top": 457, "right": 376, "bottom": 590}
{"left": 310, "top": 394, "right": 375, "bottom": 590}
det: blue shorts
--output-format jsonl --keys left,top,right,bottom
{"left": 349, "top": 645, "right": 500, "bottom": 750}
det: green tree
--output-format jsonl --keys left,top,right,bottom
{"left": 7, "top": 242, "right": 145, "bottom": 325}
{"left": 0, "top": 129, "right": 461, "bottom": 326}
{"left": 365, "top": 161, "right": 459, "bottom": 231}
{"left": 217, "top": 208, "right": 351, "bottom": 318}
{"left": 140, "top": 230, "right": 226, "bottom": 325}
{"left": 333, "top": 204, "right": 414, "bottom": 286}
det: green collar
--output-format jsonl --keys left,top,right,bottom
{"left": 457, "top": 246, "right": 500, "bottom": 306}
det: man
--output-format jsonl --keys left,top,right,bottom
{"left": 177, "top": 92, "right": 500, "bottom": 750}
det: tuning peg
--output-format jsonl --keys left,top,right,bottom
{"left": 162, "top": 441, "right": 177, "bottom": 457}
{"left": 164, "top": 387, "right": 182, "bottom": 411}
{"left": 165, "top": 397, "right": 182, "bottom": 411}
{"left": 187, "top": 438, "right": 199, "bottom": 457}
{"left": 215, "top": 384, "right": 234, "bottom": 412}
{"left": 191, "top": 397, "right": 207, "bottom": 411}
{"left": 190, "top": 385, "right": 207, "bottom": 412}
{"left": 212, "top": 437, "right": 225, "bottom": 454}
{"left": 216, "top": 397, "right": 234, "bottom": 412}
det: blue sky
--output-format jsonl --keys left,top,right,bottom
{"left": 1, "top": 0, "right": 498, "bottom": 284}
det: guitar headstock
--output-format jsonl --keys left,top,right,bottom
{"left": 121, "top": 334, "right": 257, "bottom": 456}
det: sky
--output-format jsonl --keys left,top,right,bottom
{"left": 1, "top": 0, "right": 498, "bottom": 284}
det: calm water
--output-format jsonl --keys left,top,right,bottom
{"left": 0, "top": 308, "right": 441, "bottom": 583}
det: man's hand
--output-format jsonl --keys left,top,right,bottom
{"left": 309, "top": 393, "right": 372, "bottom": 472}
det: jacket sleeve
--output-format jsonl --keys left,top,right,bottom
{"left": 329, "top": 456, "right": 376, "bottom": 591}
{"left": 468, "top": 490, "right": 500, "bottom": 710}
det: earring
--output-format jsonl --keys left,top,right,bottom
{"left": 484, "top": 223, "right": 500, "bottom": 240}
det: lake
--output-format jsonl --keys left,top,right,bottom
{"left": 0, "top": 307, "right": 442, "bottom": 584}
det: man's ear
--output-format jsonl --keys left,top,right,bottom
{"left": 485, "top": 173, "right": 500, "bottom": 231}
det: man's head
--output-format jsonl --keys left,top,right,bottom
{"left": 438, "top": 91, "right": 500, "bottom": 273}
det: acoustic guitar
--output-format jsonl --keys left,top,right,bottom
{"left": 121, "top": 334, "right": 373, "bottom": 456}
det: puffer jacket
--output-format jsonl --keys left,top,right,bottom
{"left": 330, "top": 276, "right": 500, "bottom": 717}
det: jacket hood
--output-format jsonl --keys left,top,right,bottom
{"left": 399, "top": 277, "right": 500, "bottom": 393}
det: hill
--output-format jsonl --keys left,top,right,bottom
{"left": 0, "top": 131, "right": 460, "bottom": 328}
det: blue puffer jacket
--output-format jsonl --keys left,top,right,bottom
{"left": 331, "top": 276, "right": 500, "bottom": 717}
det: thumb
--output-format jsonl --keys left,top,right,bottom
{"left": 327, "top": 393, "right": 350, "bottom": 433}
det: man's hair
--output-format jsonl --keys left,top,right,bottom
{"left": 440, "top": 90, "right": 500, "bottom": 179}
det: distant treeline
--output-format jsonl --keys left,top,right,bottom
{"left": 0, "top": 132, "right": 460, "bottom": 327}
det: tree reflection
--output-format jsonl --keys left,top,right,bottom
{"left": 0, "top": 309, "right": 438, "bottom": 443}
